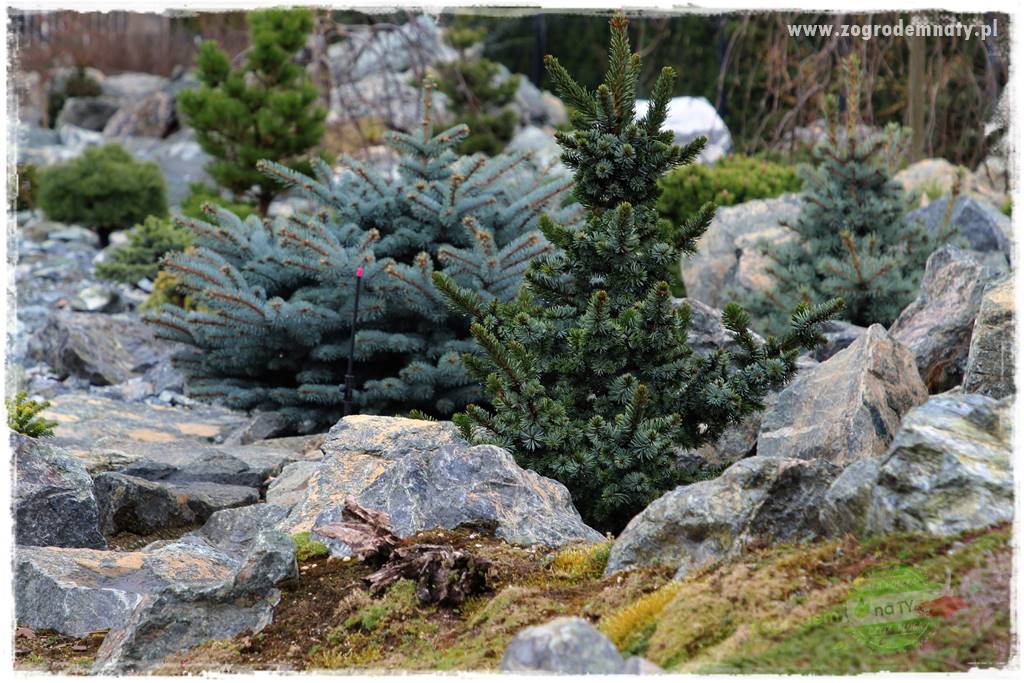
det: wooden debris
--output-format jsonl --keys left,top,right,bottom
{"left": 314, "top": 498, "right": 491, "bottom": 606}
{"left": 314, "top": 497, "right": 399, "bottom": 564}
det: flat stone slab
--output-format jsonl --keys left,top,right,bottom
{"left": 42, "top": 393, "right": 250, "bottom": 469}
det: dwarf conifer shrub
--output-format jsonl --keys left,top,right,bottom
{"left": 433, "top": 16, "right": 842, "bottom": 532}
{"left": 178, "top": 8, "right": 325, "bottom": 215}
{"left": 657, "top": 155, "right": 802, "bottom": 228}
{"left": 96, "top": 215, "right": 192, "bottom": 285}
{"left": 38, "top": 144, "right": 168, "bottom": 246}
{"left": 146, "top": 89, "right": 576, "bottom": 429}
{"left": 742, "top": 55, "right": 942, "bottom": 334}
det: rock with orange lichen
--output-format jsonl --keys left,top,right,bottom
{"left": 15, "top": 505, "right": 296, "bottom": 673}
{"left": 280, "top": 415, "right": 602, "bottom": 552}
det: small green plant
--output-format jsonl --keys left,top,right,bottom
{"left": 6, "top": 391, "right": 58, "bottom": 438}
{"left": 178, "top": 8, "right": 326, "bottom": 215}
{"left": 95, "top": 215, "right": 192, "bottom": 285}
{"left": 14, "top": 163, "right": 40, "bottom": 210}
{"left": 47, "top": 66, "right": 102, "bottom": 127}
{"left": 179, "top": 182, "right": 258, "bottom": 221}
{"left": 37, "top": 144, "right": 168, "bottom": 247}
{"left": 657, "top": 155, "right": 802, "bottom": 228}
{"left": 291, "top": 532, "right": 329, "bottom": 562}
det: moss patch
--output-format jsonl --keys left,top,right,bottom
{"left": 291, "top": 532, "right": 329, "bottom": 562}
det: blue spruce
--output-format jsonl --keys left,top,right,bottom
{"left": 743, "top": 54, "right": 943, "bottom": 334}
{"left": 147, "top": 86, "right": 576, "bottom": 430}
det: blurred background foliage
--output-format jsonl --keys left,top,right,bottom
{"left": 13, "top": 8, "right": 1008, "bottom": 166}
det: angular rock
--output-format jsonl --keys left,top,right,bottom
{"left": 14, "top": 511, "right": 295, "bottom": 673}
{"left": 891, "top": 245, "right": 997, "bottom": 392}
{"left": 94, "top": 471, "right": 259, "bottom": 535}
{"left": 809, "top": 320, "right": 867, "bottom": 362}
{"left": 29, "top": 311, "right": 181, "bottom": 386}
{"left": 908, "top": 195, "right": 1012, "bottom": 262}
{"left": 70, "top": 283, "right": 118, "bottom": 312}
{"left": 817, "top": 458, "right": 882, "bottom": 537}
{"left": 179, "top": 504, "right": 290, "bottom": 558}
{"left": 757, "top": 325, "right": 928, "bottom": 468}
{"left": 100, "top": 72, "right": 169, "bottom": 102}
{"left": 266, "top": 460, "right": 321, "bottom": 511}
{"left": 605, "top": 456, "right": 838, "bottom": 578}
{"left": 56, "top": 96, "right": 120, "bottom": 131}
{"left": 103, "top": 89, "right": 177, "bottom": 138}
{"left": 41, "top": 392, "right": 250, "bottom": 470}
{"left": 821, "top": 394, "right": 1013, "bottom": 537}
{"left": 352, "top": 442, "right": 604, "bottom": 547}
{"left": 284, "top": 416, "right": 602, "bottom": 550}
{"left": 963, "top": 277, "right": 1015, "bottom": 399}
{"left": 13, "top": 433, "right": 107, "bottom": 549}
{"left": 117, "top": 129, "right": 212, "bottom": 205}
{"left": 681, "top": 194, "right": 801, "bottom": 308}
{"left": 14, "top": 542, "right": 238, "bottom": 636}
{"left": 500, "top": 617, "right": 625, "bottom": 674}
{"left": 93, "top": 528, "right": 295, "bottom": 674}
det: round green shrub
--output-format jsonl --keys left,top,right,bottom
{"left": 656, "top": 154, "right": 802, "bottom": 228}
{"left": 95, "top": 215, "right": 192, "bottom": 285}
{"left": 37, "top": 144, "right": 168, "bottom": 246}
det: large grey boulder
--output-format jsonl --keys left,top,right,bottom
{"left": 283, "top": 416, "right": 602, "bottom": 550}
{"left": 635, "top": 96, "right": 731, "bottom": 162}
{"left": 16, "top": 506, "right": 296, "bottom": 673}
{"left": 29, "top": 311, "right": 182, "bottom": 388}
{"left": 890, "top": 245, "right": 999, "bottom": 392}
{"left": 605, "top": 456, "right": 838, "bottom": 579}
{"left": 103, "top": 89, "right": 177, "bottom": 138}
{"left": 681, "top": 194, "right": 800, "bottom": 308}
{"left": 757, "top": 324, "right": 928, "bottom": 467}
{"left": 500, "top": 617, "right": 626, "bottom": 674}
{"left": 821, "top": 393, "right": 1013, "bottom": 537}
{"left": 963, "top": 277, "right": 1015, "bottom": 399}
{"left": 13, "top": 434, "right": 107, "bottom": 549}
{"left": 327, "top": 16, "right": 456, "bottom": 83}
{"left": 56, "top": 96, "right": 120, "bottom": 131}
{"left": 908, "top": 195, "right": 1012, "bottom": 264}
{"left": 100, "top": 72, "right": 169, "bottom": 102}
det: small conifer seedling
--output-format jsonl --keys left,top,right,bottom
{"left": 434, "top": 16, "right": 842, "bottom": 532}
{"left": 6, "top": 391, "right": 58, "bottom": 438}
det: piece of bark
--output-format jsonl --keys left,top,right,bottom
{"left": 314, "top": 497, "right": 400, "bottom": 564}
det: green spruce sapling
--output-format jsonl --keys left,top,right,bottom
{"left": 6, "top": 391, "right": 58, "bottom": 438}
{"left": 178, "top": 8, "right": 326, "bottom": 216}
{"left": 434, "top": 16, "right": 842, "bottom": 532}
{"left": 742, "top": 54, "right": 940, "bottom": 334}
